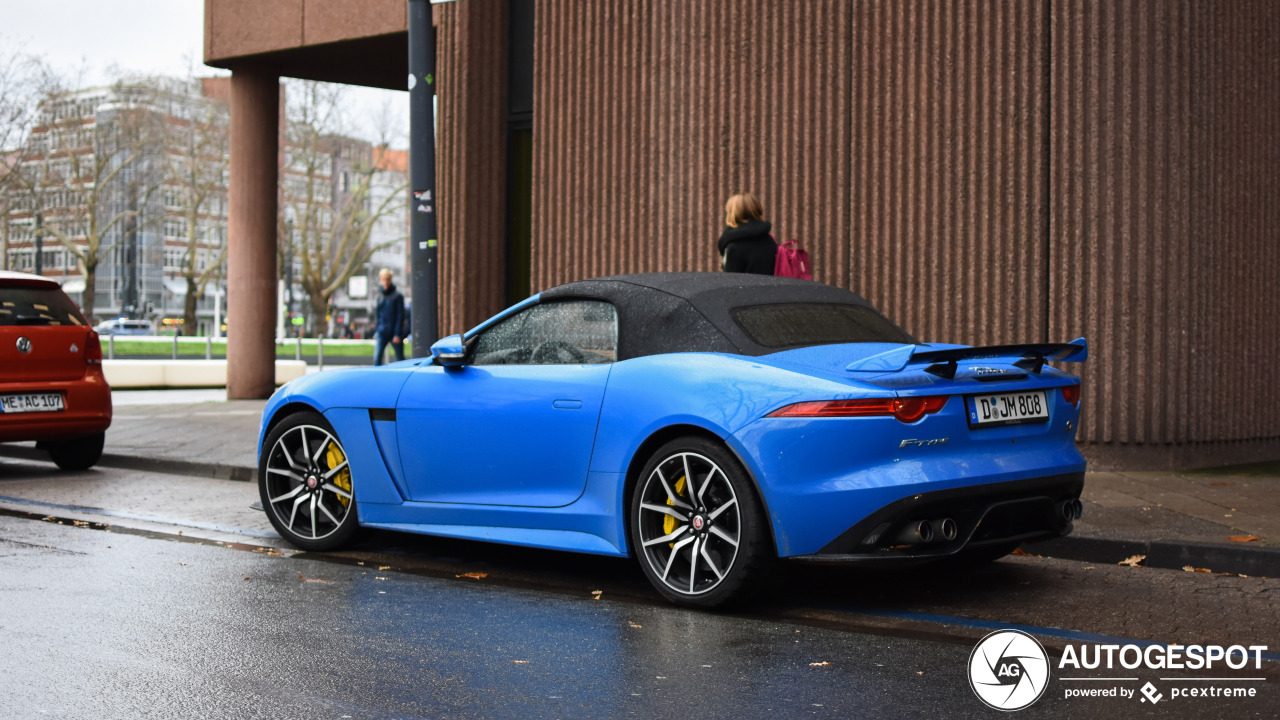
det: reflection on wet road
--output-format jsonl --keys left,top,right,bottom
{"left": 0, "top": 460, "right": 1276, "bottom": 718}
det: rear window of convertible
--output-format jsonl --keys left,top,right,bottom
{"left": 731, "top": 302, "right": 912, "bottom": 349}
{"left": 0, "top": 285, "right": 86, "bottom": 326}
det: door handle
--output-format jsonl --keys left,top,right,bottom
{"left": 552, "top": 399, "right": 582, "bottom": 410}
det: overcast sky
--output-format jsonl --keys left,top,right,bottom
{"left": 3, "top": 0, "right": 407, "bottom": 145}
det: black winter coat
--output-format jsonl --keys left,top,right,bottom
{"left": 717, "top": 219, "right": 777, "bottom": 275}
{"left": 375, "top": 283, "right": 405, "bottom": 337}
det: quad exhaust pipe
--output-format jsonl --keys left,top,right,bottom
{"left": 893, "top": 517, "right": 958, "bottom": 545}
{"left": 894, "top": 520, "right": 934, "bottom": 544}
{"left": 933, "top": 517, "right": 958, "bottom": 541}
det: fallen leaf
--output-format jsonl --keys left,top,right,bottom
{"left": 72, "top": 520, "right": 89, "bottom": 527}
{"left": 512, "top": 660, "right": 530, "bottom": 664}
{"left": 628, "top": 622, "right": 642, "bottom": 629}
{"left": 1118, "top": 554, "right": 1146, "bottom": 567}
{"left": 1010, "top": 548, "right": 1029, "bottom": 556}
{"left": 1228, "top": 535, "right": 1261, "bottom": 543}
{"left": 1210, "top": 481, "right": 1232, "bottom": 486}
{"left": 298, "top": 573, "right": 331, "bottom": 583}
{"left": 917, "top": 671, "right": 925, "bottom": 675}
{"left": 456, "top": 572, "right": 488, "bottom": 579}
{"left": 243, "top": 577, "right": 251, "bottom": 581}
{"left": 809, "top": 661, "right": 830, "bottom": 667}
{"left": 591, "top": 589, "right": 604, "bottom": 600}
{"left": 378, "top": 566, "right": 391, "bottom": 571}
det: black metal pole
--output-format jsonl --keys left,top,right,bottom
{"left": 34, "top": 212, "right": 43, "bottom": 275}
{"left": 408, "top": 0, "right": 438, "bottom": 356}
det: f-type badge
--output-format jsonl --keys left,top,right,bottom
{"left": 899, "top": 437, "right": 949, "bottom": 448}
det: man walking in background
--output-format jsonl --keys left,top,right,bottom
{"left": 374, "top": 268, "right": 405, "bottom": 365}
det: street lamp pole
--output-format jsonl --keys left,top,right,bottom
{"left": 34, "top": 212, "right": 43, "bottom": 275}
{"left": 285, "top": 217, "right": 295, "bottom": 336}
{"left": 408, "top": 0, "right": 443, "bottom": 356}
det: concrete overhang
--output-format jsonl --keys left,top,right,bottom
{"left": 204, "top": 0, "right": 415, "bottom": 90}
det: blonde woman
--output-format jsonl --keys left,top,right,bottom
{"left": 717, "top": 192, "right": 777, "bottom": 274}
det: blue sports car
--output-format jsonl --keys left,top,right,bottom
{"left": 258, "top": 273, "right": 1086, "bottom": 607}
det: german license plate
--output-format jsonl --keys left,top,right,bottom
{"left": 0, "top": 393, "right": 65, "bottom": 413}
{"left": 968, "top": 390, "right": 1048, "bottom": 427}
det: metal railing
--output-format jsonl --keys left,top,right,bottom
{"left": 101, "top": 335, "right": 392, "bottom": 370}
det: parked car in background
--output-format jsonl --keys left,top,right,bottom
{"left": 94, "top": 317, "right": 155, "bottom": 336}
{"left": 0, "top": 271, "right": 112, "bottom": 470}
{"left": 257, "top": 272, "right": 1087, "bottom": 607}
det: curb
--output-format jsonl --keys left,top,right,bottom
{"left": 0, "top": 445, "right": 254, "bottom": 482}
{"left": 1024, "top": 534, "right": 1280, "bottom": 578}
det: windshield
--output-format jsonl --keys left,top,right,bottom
{"left": 731, "top": 302, "right": 914, "bottom": 349}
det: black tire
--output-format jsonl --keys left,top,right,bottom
{"left": 47, "top": 432, "right": 105, "bottom": 471}
{"left": 258, "top": 410, "right": 359, "bottom": 551}
{"left": 629, "top": 436, "right": 773, "bottom": 608}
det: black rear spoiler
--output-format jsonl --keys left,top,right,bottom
{"left": 846, "top": 338, "right": 1088, "bottom": 377}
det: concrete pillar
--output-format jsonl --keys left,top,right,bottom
{"left": 227, "top": 67, "right": 279, "bottom": 399}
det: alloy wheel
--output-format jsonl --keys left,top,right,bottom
{"left": 635, "top": 451, "right": 742, "bottom": 597}
{"left": 262, "top": 423, "right": 353, "bottom": 542}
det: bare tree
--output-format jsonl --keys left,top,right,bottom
{"left": 281, "top": 80, "right": 406, "bottom": 337}
{"left": 8, "top": 76, "right": 162, "bottom": 319}
{"left": 0, "top": 40, "right": 52, "bottom": 272}
{"left": 166, "top": 84, "right": 230, "bottom": 332}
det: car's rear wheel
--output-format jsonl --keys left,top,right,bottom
{"left": 630, "top": 437, "right": 772, "bottom": 608}
{"left": 45, "top": 432, "right": 104, "bottom": 471}
{"left": 259, "top": 410, "right": 358, "bottom": 551}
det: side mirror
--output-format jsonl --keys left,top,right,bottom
{"left": 430, "top": 334, "right": 467, "bottom": 367}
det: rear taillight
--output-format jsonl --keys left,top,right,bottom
{"left": 85, "top": 331, "right": 103, "bottom": 365}
{"left": 767, "top": 396, "right": 948, "bottom": 423}
{"left": 1061, "top": 385, "right": 1080, "bottom": 408}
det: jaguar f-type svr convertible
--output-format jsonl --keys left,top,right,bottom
{"left": 258, "top": 272, "right": 1087, "bottom": 607}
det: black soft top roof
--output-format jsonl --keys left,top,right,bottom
{"left": 540, "top": 272, "right": 904, "bottom": 360}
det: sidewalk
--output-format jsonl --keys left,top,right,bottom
{"left": 3, "top": 388, "right": 1277, "bottom": 577}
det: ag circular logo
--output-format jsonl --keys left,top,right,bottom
{"left": 968, "top": 630, "right": 1050, "bottom": 711}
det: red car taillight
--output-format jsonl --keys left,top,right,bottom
{"left": 767, "top": 396, "right": 948, "bottom": 423}
{"left": 85, "top": 331, "right": 103, "bottom": 365}
{"left": 1061, "top": 384, "right": 1081, "bottom": 408}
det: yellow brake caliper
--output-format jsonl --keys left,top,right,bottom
{"left": 326, "top": 444, "right": 352, "bottom": 507}
{"left": 663, "top": 476, "right": 686, "bottom": 544}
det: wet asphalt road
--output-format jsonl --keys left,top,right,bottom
{"left": 1, "top": 459, "right": 1277, "bottom": 719}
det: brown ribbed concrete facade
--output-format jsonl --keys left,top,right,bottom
{"left": 1049, "top": 0, "right": 1280, "bottom": 466}
{"left": 202, "top": 0, "right": 1280, "bottom": 467}
{"left": 435, "top": 0, "right": 510, "bottom": 334}
{"left": 526, "top": 0, "right": 1280, "bottom": 469}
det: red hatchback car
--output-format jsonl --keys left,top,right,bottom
{"left": 0, "top": 271, "right": 112, "bottom": 470}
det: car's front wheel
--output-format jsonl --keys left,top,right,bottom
{"left": 45, "top": 432, "right": 104, "bottom": 471}
{"left": 630, "top": 437, "right": 772, "bottom": 608}
{"left": 259, "top": 410, "right": 358, "bottom": 551}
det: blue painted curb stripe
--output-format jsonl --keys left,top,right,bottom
{"left": 851, "top": 607, "right": 1280, "bottom": 663}
{"left": 0, "top": 495, "right": 277, "bottom": 539}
